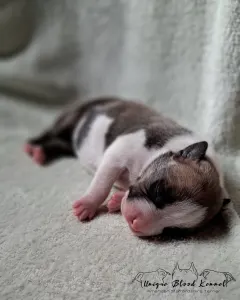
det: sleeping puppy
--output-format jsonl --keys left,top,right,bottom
{"left": 24, "top": 97, "right": 230, "bottom": 236}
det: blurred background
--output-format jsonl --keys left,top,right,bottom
{"left": 1, "top": 0, "right": 240, "bottom": 196}
{"left": 1, "top": 1, "right": 240, "bottom": 299}
{"left": 0, "top": 1, "right": 240, "bottom": 197}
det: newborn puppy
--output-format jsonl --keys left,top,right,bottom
{"left": 24, "top": 97, "right": 229, "bottom": 236}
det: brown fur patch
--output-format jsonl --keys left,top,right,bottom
{"left": 133, "top": 152, "right": 223, "bottom": 228}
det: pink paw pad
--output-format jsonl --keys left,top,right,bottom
{"left": 107, "top": 191, "right": 125, "bottom": 212}
{"left": 72, "top": 198, "right": 96, "bottom": 221}
{"left": 23, "top": 143, "right": 34, "bottom": 156}
{"left": 33, "top": 146, "right": 46, "bottom": 165}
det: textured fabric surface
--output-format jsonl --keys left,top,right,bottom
{"left": 0, "top": 1, "right": 240, "bottom": 299}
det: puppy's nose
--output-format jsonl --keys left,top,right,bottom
{"left": 131, "top": 219, "right": 140, "bottom": 231}
{"left": 125, "top": 213, "right": 136, "bottom": 224}
{"left": 125, "top": 213, "right": 141, "bottom": 232}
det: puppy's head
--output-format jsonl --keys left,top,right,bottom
{"left": 121, "top": 141, "right": 224, "bottom": 236}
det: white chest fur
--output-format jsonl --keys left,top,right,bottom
{"left": 73, "top": 114, "right": 114, "bottom": 170}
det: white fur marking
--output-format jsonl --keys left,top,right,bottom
{"left": 105, "top": 130, "right": 156, "bottom": 183}
{"left": 75, "top": 115, "right": 114, "bottom": 169}
{"left": 72, "top": 115, "right": 87, "bottom": 153}
{"left": 160, "top": 201, "right": 207, "bottom": 228}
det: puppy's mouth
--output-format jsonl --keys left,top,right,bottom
{"left": 130, "top": 227, "right": 142, "bottom": 233}
{"left": 129, "top": 225, "right": 145, "bottom": 236}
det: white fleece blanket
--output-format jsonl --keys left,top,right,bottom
{"left": 0, "top": 1, "right": 240, "bottom": 299}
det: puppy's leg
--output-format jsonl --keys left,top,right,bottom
{"left": 24, "top": 111, "right": 77, "bottom": 165}
{"left": 28, "top": 139, "right": 75, "bottom": 165}
{"left": 24, "top": 134, "right": 75, "bottom": 166}
{"left": 73, "top": 139, "right": 129, "bottom": 221}
{"left": 24, "top": 130, "right": 50, "bottom": 157}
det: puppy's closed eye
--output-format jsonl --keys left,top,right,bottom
{"left": 145, "top": 180, "right": 177, "bottom": 209}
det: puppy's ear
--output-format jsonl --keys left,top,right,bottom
{"left": 175, "top": 141, "right": 208, "bottom": 160}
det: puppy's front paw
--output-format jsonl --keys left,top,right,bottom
{"left": 107, "top": 191, "right": 125, "bottom": 213}
{"left": 72, "top": 196, "right": 97, "bottom": 221}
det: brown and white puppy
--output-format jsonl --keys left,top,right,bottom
{"left": 24, "top": 97, "right": 230, "bottom": 236}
